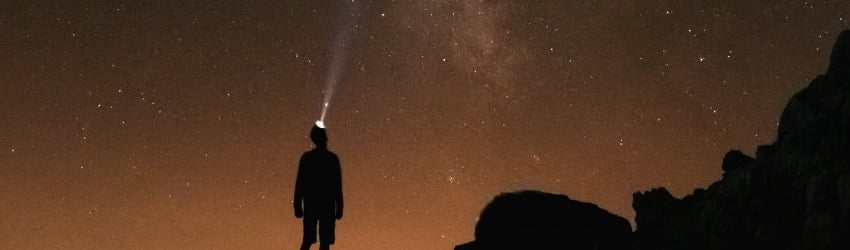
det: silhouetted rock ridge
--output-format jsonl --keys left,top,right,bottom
{"left": 633, "top": 30, "right": 850, "bottom": 250}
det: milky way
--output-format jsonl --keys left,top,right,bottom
{"left": 1, "top": 1, "right": 848, "bottom": 249}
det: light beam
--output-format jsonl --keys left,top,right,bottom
{"left": 318, "top": 0, "right": 360, "bottom": 125}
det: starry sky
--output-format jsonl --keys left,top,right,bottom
{"left": 1, "top": 0, "right": 848, "bottom": 249}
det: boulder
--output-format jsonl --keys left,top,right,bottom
{"left": 456, "top": 190, "right": 632, "bottom": 250}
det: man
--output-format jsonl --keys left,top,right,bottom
{"left": 294, "top": 124, "right": 344, "bottom": 250}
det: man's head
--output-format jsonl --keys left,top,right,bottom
{"left": 310, "top": 125, "right": 328, "bottom": 148}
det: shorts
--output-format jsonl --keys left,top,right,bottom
{"left": 302, "top": 214, "right": 335, "bottom": 244}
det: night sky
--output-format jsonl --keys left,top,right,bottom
{"left": 1, "top": 1, "right": 848, "bottom": 249}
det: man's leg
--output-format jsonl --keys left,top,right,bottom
{"left": 318, "top": 215, "right": 336, "bottom": 249}
{"left": 301, "top": 216, "right": 318, "bottom": 250}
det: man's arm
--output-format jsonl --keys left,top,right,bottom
{"left": 334, "top": 155, "right": 344, "bottom": 220}
{"left": 293, "top": 155, "right": 305, "bottom": 218}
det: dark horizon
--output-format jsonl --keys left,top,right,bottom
{"left": 2, "top": 1, "right": 848, "bottom": 249}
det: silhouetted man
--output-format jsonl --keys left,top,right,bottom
{"left": 294, "top": 125, "right": 343, "bottom": 250}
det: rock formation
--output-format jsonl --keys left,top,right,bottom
{"left": 455, "top": 190, "right": 632, "bottom": 250}
{"left": 632, "top": 30, "right": 850, "bottom": 250}
{"left": 454, "top": 30, "right": 850, "bottom": 250}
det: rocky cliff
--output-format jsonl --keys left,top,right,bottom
{"left": 632, "top": 30, "right": 850, "bottom": 250}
